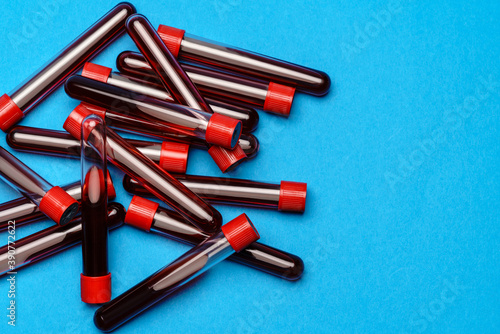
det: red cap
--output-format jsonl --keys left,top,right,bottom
{"left": 106, "top": 171, "right": 116, "bottom": 200}
{"left": 81, "top": 273, "right": 111, "bottom": 304}
{"left": 82, "top": 62, "right": 112, "bottom": 83}
{"left": 263, "top": 82, "right": 296, "bottom": 116}
{"left": 205, "top": 113, "right": 242, "bottom": 149}
{"left": 39, "top": 186, "right": 79, "bottom": 225}
{"left": 208, "top": 145, "right": 247, "bottom": 173}
{"left": 157, "top": 25, "right": 185, "bottom": 58}
{"left": 278, "top": 181, "right": 307, "bottom": 212}
{"left": 221, "top": 214, "right": 260, "bottom": 252}
{"left": 124, "top": 196, "right": 159, "bottom": 232}
{"left": 0, "top": 94, "right": 24, "bottom": 132}
{"left": 63, "top": 104, "right": 92, "bottom": 139}
{"left": 159, "top": 141, "right": 189, "bottom": 173}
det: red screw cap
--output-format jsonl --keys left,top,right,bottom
{"left": 0, "top": 94, "right": 24, "bottom": 132}
{"left": 82, "top": 62, "right": 112, "bottom": 83}
{"left": 208, "top": 144, "right": 247, "bottom": 173}
{"left": 263, "top": 82, "right": 296, "bottom": 117}
{"left": 278, "top": 181, "right": 307, "bottom": 213}
{"left": 159, "top": 141, "right": 189, "bottom": 173}
{"left": 157, "top": 25, "right": 185, "bottom": 58}
{"left": 124, "top": 196, "right": 159, "bottom": 232}
{"left": 39, "top": 186, "right": 80, "bottom": 225}
{"left": 81, "top": 273, "right": 111, "bottom": 304}
{"left": 106, "top": 171, "right": 116, "bottom": 200}
{"left": 64, "top": 103, "right": 106, "bottom": 139}
{"left": 221, "top": 214, "right": 260, "bottom": 252}
{"left": 205, "top": 113, "right": 242, "bottom": 149}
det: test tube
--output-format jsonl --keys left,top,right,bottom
{"left": 65, "top": 76, "right": 241, "bottom": 150}
{"left": 0, "top": 203, "right": 125, "bottom": 277}
{"left": 0, "top": 146, "right": 79, "bottom": 225}
{"left": 117, "top": 51, "right": 296, "bottom": 116}
{"left": 7, "top": 125, "right": 190, "bottom": 174}
{"left": 82, "top": 62, "right": 259, "bottom": 132}
{"left": 155, "top": 24, "right": 330, "bottom": 96}
{"left": 80, "top": 115, "right": 111, "bottom": 304}
{"left": 0, "top": 176, "right": 116, "bottom": 232}
{"left": 64, "top": 112, "right": 222, "bottom": 233}
{"left": 125, "top": 196, "right": 304, "bottom": 280}
{"left": 0, "top": 3, "right": 136, "bottom": 131}
{"left": 123, "top": 174, "right": 307, "bottom": 213}
{"left": 94, "top": 213, "right": 260, "bottom": 331}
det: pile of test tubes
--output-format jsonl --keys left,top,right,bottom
{"left": 0, "top": 3, "right": 329, "bottom": 331}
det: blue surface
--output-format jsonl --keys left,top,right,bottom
{"left": 0, "top": 0, "right": 499, "bottom": 333}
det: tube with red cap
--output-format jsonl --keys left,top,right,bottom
{"left": 64, "top": 112, "right": 222, "bottom": 233}
{"left": 123, "top": 174, "right": 307, "bottom": 213}
{"left": 7, "top": 125, "right": 190, "bottom": 174}
{"left": 155, "top": 24, "right": 330, "bottom": 96}
{"left": 0, "top": 3, "right": 136, "bottom": 132}
{"left": 0, "top": 203, "right": 125, "bottom": 277}
{"left": 0, "top": 176, "right": 116, "bottom": 232}
{"left": 80, "top": 115, "right": 111, "bottom": 304}
{"left": 82, "top": 62, "right": 259, "bottom": 132}
{"left": 94, "top": 213, "right": 260, "bottom": 332}
{"left": 125, "top": 196, "right": 304, "bottom": 280}
{"left": 117, "top": 51, "right": 296, "bottom": 116}
{"left": 0, "top": 146, "right": 79, "bottom": 225}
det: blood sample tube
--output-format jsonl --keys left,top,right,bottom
{"left": 80, "top": 115, "right": 111, "bottom": 303}
{"left": 0, "top": 203, "right": 125, "bottom": 277}
{"left": 82, "top": 62, "right": 259, "bottom": 132}
{"left": 0, "top": 3, "right": 136, "bottom": 131}
{"left": 117, "top": 51, "right": 296, "bottom": 116}
{"left": 123, "top": 174, "right": 307, "bottom": 213}
{"left": 0, "top": 176, "right": 116, "bottom": 232}
{"left": 155, "top": 24, "right": 330, "bottom": 96}
{"left": 125, "top": 196, "right": 304, "bottom": 280}
{"left": 65, "top": 76, "right": 241, "bottom": 150}
{"left": 94, "top": 213, "right": 260, "bottom": 331}
{"left": 7, "top": 125, "right": 189, "bottom": 174}
{"left": 0, "top": 146, "right": 79, "bottom": 225}
{"left": 64, "top": 111, "right": 222, "bottom": 233}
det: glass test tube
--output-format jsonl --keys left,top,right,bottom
{"left": 94, "top": 213, "right": 260, "bottom": 332}
{"left": 7, "top": 125, "right": 190, "bottom": 174}
{"left": 123, "top": 174, "right": 307, "bottom": 213}
{"left": 155, "top": 24, "right": 330, "bottom": 96}
{"left": 0, "top": 203, "right": 125, "bottom": 277}
{"left": 82, "top": 62, "right": 259, "bottom": 132}
{"left": 117, "top": 51, "right": 296, "bottom": 116}
{"left": 125, "top": 196, "right": 304, "bottom": 280}
{"left": 0, "top": 146, "right": 79, "bottom": 225}
{"left": 0, "top": 3, "right": 136, "bottom": 131}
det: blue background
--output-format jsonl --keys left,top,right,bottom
{"left": 0, "top": 0, "right": 499, "bottom": 333}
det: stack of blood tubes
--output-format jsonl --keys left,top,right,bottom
{"left": 7, "top": 125, "right": 190, "bottom": 174}
{"left": 80, "top": 115, "right": 112, "bottom": 304}
{"left": 0, "top": 3, "right": 136, "bottom": 131}
{"left": 123, "top": 174, "right": 307, "bottom": 213}
{"left": 125, "top": 196, "right": 303, "bottom": 280}
{"left": 94, "top": 213, "right": 260, "bottom": 332}
{"left": 0, "top": 146, "right": 79, "bottom": 225}
{"left": 0, "top": 203, "right": 125, "bottom": 277}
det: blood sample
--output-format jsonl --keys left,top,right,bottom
{"left": 7, "top": 125, "right": 189, "bottom": 174}
{"left": 94, "top": 213, "right": 260, "bottom": 331}
{"left": 0, "top": 176, "right": 116, "bottom": 232}
{"left": 65, "top": 76, "right": 241, "bottom": 150}
{"left": 117, "top": 51, "right": 296, "bottom": 116}
{"left": 0, "top": 203, "right": 125, "bottom": 277}
{"left": 125, "top": 196, "right": 304, "bottom": 280}
{"left": 0, "top": 3, "right": 136, "bottom": 131}
{"left": 155, "top": 24, "right": 330, "bottom": 96}
{"left": 82, "top": 62, "right": 259, "bottom": 132}
{"left": 80, "top": 115, "right": 111, "bottom": 304}
{"left": 0, "top": 146, "right": 79, "bottom": 225}
{"left": 64, "top": 111, "right": 222, "bottom": 233}
{"left": 123, "top": 174, "right": 307, "bottom": 213}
